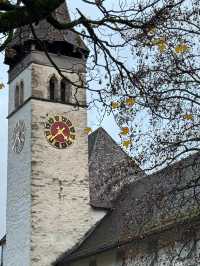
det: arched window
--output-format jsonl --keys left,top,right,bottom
{"left": 15, "top": 81, "right": 25, "bottom": 109}
{"left": 49, "top": 76, "right": 58, "bottom": 101}
{"left": 60, "top": 79, "right": 71, "bottom": 103}
{"left": 20, "top": 81, "right": 24, "bottom": 105}
{"left": 60, "top": 79, "right": 66, "bottom": 103}
{"left": 15, "top": 85, "right": 20, "bottom": 109}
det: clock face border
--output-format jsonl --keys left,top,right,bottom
{"left": 44, "top": 115, "right": 76, "bottom": 149}
{"left": 12, "top": 120, "right": 26, "bottom": 154}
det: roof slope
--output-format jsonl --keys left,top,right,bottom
{"left": 5, "top": 1, "right": 88, "bottom": 65}
{"left": 88, "top": 128, "right": 144, "bottom": 208}
{"left": 55, "top": 152, "right": 200, "bottom": 265}
{"left": 8, "top": 2, "right": 87, "bottom": 50}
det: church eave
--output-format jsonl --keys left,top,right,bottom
{"left": 5, "top": 39, "right": 89, "bottom": 67}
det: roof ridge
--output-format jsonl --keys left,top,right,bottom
{"left": 88, "top": 127, "right": 101, "bottom": 158}
{"left": 90, "top": 127, "right": 131, "bottom": 159}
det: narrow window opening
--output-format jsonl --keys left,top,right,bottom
{"left": 49, "top": 77, "right": 56, "bottom": 101}
{"left": 15, "top": 85, "right": 20, "bottom": 109}
{"left": 61, "top": 80, "right": 66, "bottom": 103}
{"left": 20, "top": 81, "right": 24, "bottom": 105}
{"left": 60, "top": 79, "right": 71, "bottom": 103}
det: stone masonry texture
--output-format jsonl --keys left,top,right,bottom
{"left": 5, "top": 59, "right": 105, "bottom": 266}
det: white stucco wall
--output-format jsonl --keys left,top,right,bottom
{"left": 5, "top": 101, "right": 32, "bottom": 266}
{"left": 8, "top": 66, "right": 32, "bottom": 114}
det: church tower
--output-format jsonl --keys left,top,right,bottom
{"left": 4, "top": 2, "right": 105, "bottom": 266}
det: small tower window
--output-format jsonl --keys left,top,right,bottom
{"left": 15, "top": 81, "right": 24, "bottom": 109}
{"left": 20, "top": 81, "right": 24, "bottom": 105}
{"left": 60, "top": 79, "right": 71, "bottom": 103}
{"left": 15, "top": 85, "right": 20, "bottom": 109}
{"left": 49, "top": 76, "right": 58, "bottom": 101}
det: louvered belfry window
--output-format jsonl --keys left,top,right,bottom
{"left": 19, "top": 81, "right": 24, "bottom": 105}
{"left": 15, "top": 81, "right": 24, "bottom": 109}
{"left": 49, "top": 76, "right": 57, "bottom": 101}
{"left": 15, "top": 85, "right": 20, "bottom": 108}
{"left": 60, "top": 79, "right": 71, "bottom": 103}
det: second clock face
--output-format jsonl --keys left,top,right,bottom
{"left": 44, "top": 115, "right": 75, "bottom": 149}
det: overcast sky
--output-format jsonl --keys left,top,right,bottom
{"left": 0, "top": 1, "right": 120, "bottom": 239}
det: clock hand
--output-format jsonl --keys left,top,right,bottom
{"left": 60, "top": 131, "right": 69, "bottom": 140}
{"left": 50, "top": 127, "right": 65, "bottom": 141}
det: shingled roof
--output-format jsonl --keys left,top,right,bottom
{"left": 54, "top": 152, "right": 200, "bottom": 266}
{"left": 5, "top": 1, "right": 89, "bottom": 65}
{"left": 88, "top": 127, "right": 145, "bottom": 209}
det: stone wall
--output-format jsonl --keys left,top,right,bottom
{"left": 31, "top": 59, "right": 86, "bottom": 106}
{"left": 31, "top": 99, "right": 105, "bottom": 266}
{"left": 5, "top": 56, "right": 106, "bottom": 266}
{"left": 30, "top": 60, "right": 105, "bottom": 265}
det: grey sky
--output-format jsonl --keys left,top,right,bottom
{"left": 0, "top": 1, "right": 120, "bottom": 239}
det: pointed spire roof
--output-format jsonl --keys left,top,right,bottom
{"left": 88, "top": 127, "right": 145, "bottom": 208}
{"left": 5, "top": 1, "right": 89, "bottom": 65}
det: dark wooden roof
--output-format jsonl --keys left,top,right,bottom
{"left": 88, "top": 127, "right": 144, "bottom": 209}
{"left": 5, "top": 1, "right": 88, "bottom": 65}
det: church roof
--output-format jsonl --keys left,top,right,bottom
{"left": 5, "top": 1, "right": 88, "bottom": 65}
{"left": 89, "top": 127, "right": 129, "bottom": 159}
{"left": 88, "top": 127, "right": 145, "bottom": 209}
{"left": 54, "top": 152, "right": 200, "bottom": 266}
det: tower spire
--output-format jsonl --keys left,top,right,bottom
{"left": 5, "top": 1, "right": 89, "bottom": 66}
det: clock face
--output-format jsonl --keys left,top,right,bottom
{"left": 12, "top": 120, "right": 26, "bottom": 153}
{"left": 44, "top": 115, "right": 76, "bottom": 149}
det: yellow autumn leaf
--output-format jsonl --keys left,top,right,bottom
{"left": 111, "top": 102, "right": 120, "bottom": 109}
{"left": 84, "top": 127, "right": 92, "bottom": 134}
{"left": 182, "top": 114, "right": 193, "bottom": 121}
{"left": 0, "top": 82, "right": 5, "bottom": 90}
{"left": 175, "top": 43, "right": 190, "bottom": 54}
{"left": 152, "top": 37, "right": 165, "bottom": 45}
{"left": 147, "top": 26, "right": 156, "bottom": 34}
{"left": 158, "top": 43, "right": 167, "bottom": 53}
{"left": 152, "top": 38, "right": 167, "bottom": 53}
{"left": 122, "top": 139, "right": 132, "bottom": 149}
{"left": 125, "top": 98, "right": 136, "bottom": 107}
{"left": 120, "top": 127, "right": 129, "bottom": 135}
